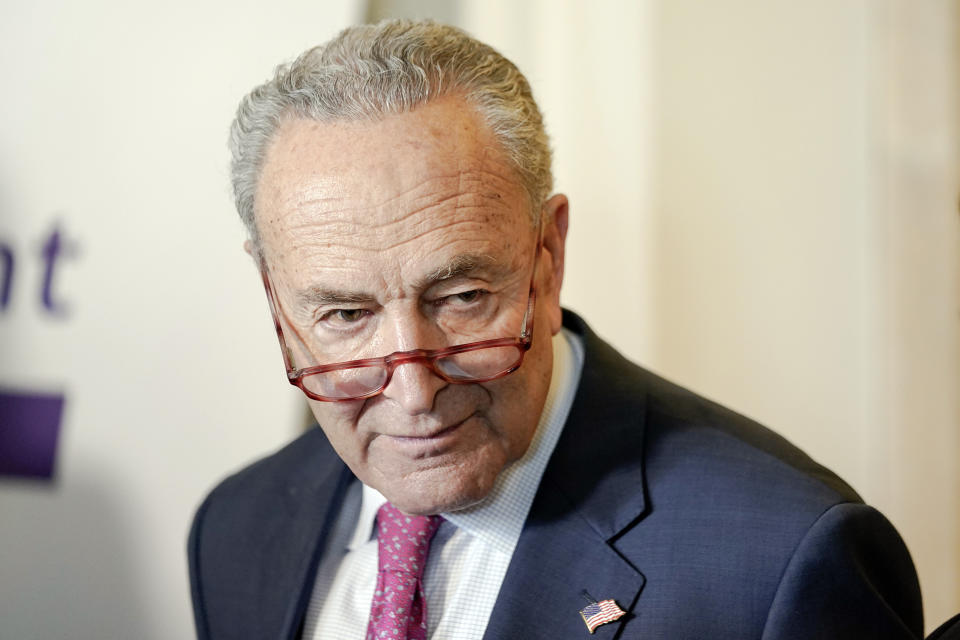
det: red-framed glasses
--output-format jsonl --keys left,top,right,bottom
{"left": 259, "top": 232, "right": 542, "bottom": 402}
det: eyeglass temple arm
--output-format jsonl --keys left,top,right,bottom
{"left": 259, "top": 258, "right": 309, "bottom": 375}
{"left": 520, "top": 219, "right": 545, "bottom": 340}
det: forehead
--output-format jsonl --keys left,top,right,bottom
{"left": 254, "top": 97, "right": 533, "bottom": 283}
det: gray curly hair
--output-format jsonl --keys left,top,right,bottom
{"left": 229, "top": 19, "right": 554, "bottom": 250}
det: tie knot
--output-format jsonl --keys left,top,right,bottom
{"left": 375, "top": 502, "right": 442, "bottom": 577}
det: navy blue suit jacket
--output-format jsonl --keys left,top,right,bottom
{"left": 189, "top": 311, "right": 923, "bottom": 639}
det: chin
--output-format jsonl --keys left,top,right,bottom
{"left": 379, "top": 460, "right": 504, "bottom": 516}
{"left": 389, "top": 492, "right": 484, "bottom": 517}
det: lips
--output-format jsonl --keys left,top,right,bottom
{"left": 378, "top": 412, "right": 479, "bottom": 456}
{"left": 378, "top": 409, "right": 476, "bottom": 438}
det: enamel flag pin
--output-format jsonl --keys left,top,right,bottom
{"left": 579, "top": 590, "right": 626, "bottom": 634}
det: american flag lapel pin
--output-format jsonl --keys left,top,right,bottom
{"left": 579, "top": 590, "right": 626, "bottom": 634}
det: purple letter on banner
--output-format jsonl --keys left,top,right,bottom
{"left": 0, "top": 389, "right": 65, "bottom": 479}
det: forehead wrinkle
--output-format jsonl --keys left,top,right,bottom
{"left": 370, "top": 168, "right": 518, "bottom": 211}
{"left": 285, "top": 216, "right": 498, "bottom": 258}
{"left": 370, "top": 170, "right": 460, "bottom": 206}
{"left": 276, "top": 198, "right": 501, "bottom": 253}
{"left": 456, "top": 166, "right": 525, "bottom": 199}
{"left": 269, "top": 163, "right": 528, "bottom": 253}
{"left": 363, "top": 188, "right": 522, "bottom": 248}
{"left": 378, "top": 219, "right": 496, "bottom": 257}
{"left": 281, "top": 174, "right": 452, "bottom": 223}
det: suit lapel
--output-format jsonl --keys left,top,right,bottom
{"left": 483, "top": 311, "right": 651, "bottom": 639}
{"left": 256, "top": 433, "right": 354, "bottom": 640}
{"left": 280, "top": 474, "right": 354, "bottom": 638}
{"left": 481, "top": 485, "right": 646, "bottom": 639}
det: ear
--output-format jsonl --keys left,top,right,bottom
{"left": 540, "top": 194, "right": 569, "bottom": 336}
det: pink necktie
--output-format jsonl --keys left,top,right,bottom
{"left": 366, "top": 503, "right": 443, "bottom": 640}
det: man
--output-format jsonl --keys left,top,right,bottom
{"left": 189, "top": 19, "right": 923, "bottom": 639}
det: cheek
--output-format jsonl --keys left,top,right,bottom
{"left": 308, "top": 400, "right": 368, "bottom": 455}
{"left": 508, "top": 328, "right": 555, "bottom": 447}
{"left": 485, "top": 371, "right": 547, "bottom": 460}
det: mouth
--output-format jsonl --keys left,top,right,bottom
{"left": 380, "top": 413, "right": 478, "bottom": 456}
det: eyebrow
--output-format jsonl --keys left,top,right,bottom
{"left": 420, "top": 253, "right": 501, "bottom": 286}
{"left": 296, "top": 288, "right": 375, "bottom": 307}
{"left": 294, "top": 253, "right": 507, "bottom": 308}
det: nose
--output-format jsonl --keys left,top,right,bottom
{"left": 381, "top": 360, "right": 447, "bottom": 414}
{"left": 378, "top": 313, "right": 447, "bottom": 415}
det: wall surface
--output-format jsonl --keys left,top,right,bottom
{"left": 0, "top": 1, "right": 359, "bottom": 637}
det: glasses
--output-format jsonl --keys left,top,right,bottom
{"left": 259, "top": 233, "right": 541, "bottom": 402}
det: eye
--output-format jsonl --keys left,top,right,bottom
{"left": 321, "top": 308, "right": 368, "bottom": 324}
{"left": 453, "top": 289, "right": 484, "bottom": 303}
{"left": 441, "top": 289, "right": 488, "bottom": 306}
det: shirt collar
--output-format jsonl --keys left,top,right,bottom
{"left": 348, "top": 485, "right": 388, "bottom": 551}
{"left": 349, "top": 328, "right": 585, "bottom": 556}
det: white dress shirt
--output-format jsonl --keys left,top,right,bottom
{"left": 302, "top": 328, "right": 585, "bottom": 639}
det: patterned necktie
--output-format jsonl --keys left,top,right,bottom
{"left": 366, "top": 502, "right": 443, "bottom": 640}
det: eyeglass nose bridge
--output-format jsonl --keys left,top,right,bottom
{"left": 379, "top": 349, "right": 456, "bottom": 391}
{"left": 383, "top": 347, "right": 450, "bottom": 380}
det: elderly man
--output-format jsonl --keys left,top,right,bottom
{"left": 189, "top": 20, "right": 923, "bottom": 640}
